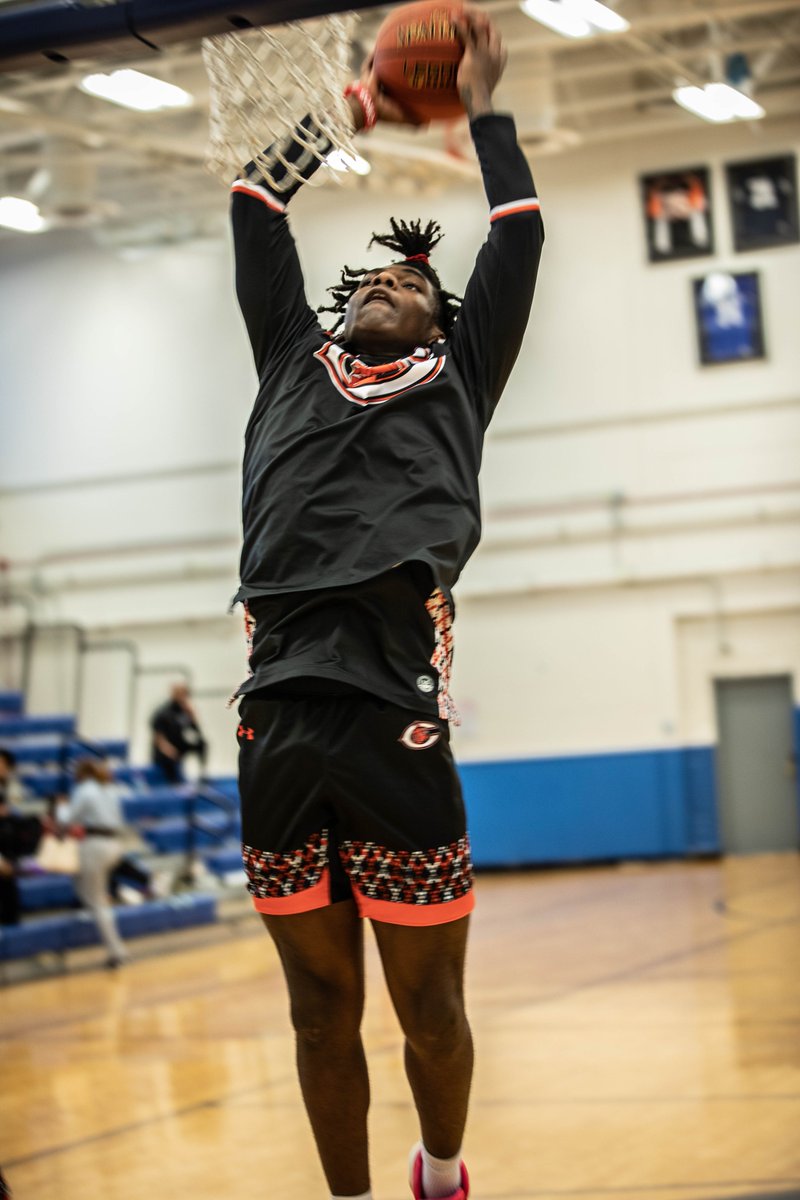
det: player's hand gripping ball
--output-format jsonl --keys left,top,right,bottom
{"left": 372, "top": 0, "right": 465, "bottom": 123}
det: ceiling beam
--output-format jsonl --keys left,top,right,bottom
{"left": 490, "top": 0, "right": 800, "bottom": 48}
{"left": 518, "top": 83, "right": 800, "bottom": 146}
{"left": 503, "top": 31, "right": 800, "bottom": 83}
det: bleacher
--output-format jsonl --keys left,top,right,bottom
{"left": 0, "top": 689, "right": 241, "bottom": 968}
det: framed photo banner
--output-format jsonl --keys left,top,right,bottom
{"left": 641, "top": 166, "right": 714, "bottom": 262}
{"left": 692, "top": 270, "right": 765, "bottom": 366}
{"left": 726, "top": 154, "right": 799, "bottom": 251}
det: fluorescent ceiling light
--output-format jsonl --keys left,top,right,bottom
{"left": 520, "top": 0, "right": 629, "bottom": 38}
{"left": 571, "top": 0, "right": 629, "bottom": 32}
{"left": 673, "top": 82, "right": 765, "bottom": 123}
{"left": 520, "top": 0, "right": 590, "bottom": 37}
{"left": 326, "top": 149, "right": 371, "bottom": 176}
{"left": 80, "top": 69, "right": 192, "bottom": 112}
{"left": 0, "top": 196, "right": 45, "bottom": 232}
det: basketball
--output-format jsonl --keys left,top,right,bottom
{"left": 373, "top": 0, "right": 465, "bottom": 123}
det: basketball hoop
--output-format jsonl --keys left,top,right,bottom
{"left": 202, "top": 14, "right": 360, "bottom": 189}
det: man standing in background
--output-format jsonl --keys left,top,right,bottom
{"left": 150, "top": 683, "right": 207, "bottom": 782}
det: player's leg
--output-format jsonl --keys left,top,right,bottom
{"left": 372, "top": 916, "right": 473, "bottom": 1166}
{"left": 329, "top": 695, "right": 475, "bottom": 1197}
{"left": 262, "top": 899, "right": 371, "bottom": 1198}
{"left": 239, "top": 691, "right": 373, "bottom": 1195}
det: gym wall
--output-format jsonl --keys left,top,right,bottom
{"left": 1, "top": 110, "right": 798, "bottom": 861}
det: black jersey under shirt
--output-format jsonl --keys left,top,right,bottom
{"left": 231, "top": 114, "right": 543, "bottom": 713}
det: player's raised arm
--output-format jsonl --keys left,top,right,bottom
{"left": 230, "top": 114, "right": 331, "bottom": 377}
{"left": 450, "top": 9, "right": 544, "bottom": 428}
{"left": 231, "top": 71, "right": 423, "bottom": 379}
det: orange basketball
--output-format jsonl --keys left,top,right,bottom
{"left": 373, "top": 0, "right": 465, "bottom": 123}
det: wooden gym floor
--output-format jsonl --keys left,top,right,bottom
{"left": 2, "top": 853, "right": 799, "bottom": 1200}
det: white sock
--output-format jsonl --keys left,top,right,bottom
{"left": 422, "top": 1146, "right": 462, "bottom": 1199}
{"left": 330, "top": 1192, "right": 372, "bottom": 1200}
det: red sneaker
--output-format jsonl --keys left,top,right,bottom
{"left": 409, "top": 1144, "right": 470, "bottom": 1200}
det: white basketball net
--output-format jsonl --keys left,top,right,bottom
{"left": 202, "top": 14, "right": 360, "bottom": 188}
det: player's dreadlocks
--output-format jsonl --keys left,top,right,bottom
{"left": 319, "top": 218, "right": 462, "bottom": 339}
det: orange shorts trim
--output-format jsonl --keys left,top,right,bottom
{"left": 252, "top": 869, "right": 330, "bottom": 915}
{"left": 353, "top": 886, "right": 475, "bottom": 926}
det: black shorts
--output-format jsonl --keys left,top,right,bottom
{"left": 237, "top": 690, "right": 474, "bottom": 926}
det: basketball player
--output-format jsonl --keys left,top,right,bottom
{"left": 230, "top": 10, "right": 543, "bottom": 1199}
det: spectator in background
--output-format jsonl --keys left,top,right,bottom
{"left": 59, "top": 757, "right": 128, "bottom": 968}
{"left": 0, "top": 748, "right": 25, "bottom": 809}
{"left": 0, "top": 784, "right": 22, "bottom": 926}
{"left": 0, "top": 749, "right": 44, "bottom": 926}
{"left": 150, "top": 682, "right": 207, "bottom": 782}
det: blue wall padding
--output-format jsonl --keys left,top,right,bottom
{"left": 205, "top": 747, "right": 722, "bottom": 872}
{"left": 461, "top": 746, "right": 720, "bottom": 867}
{"left": 205, "top": 749, "right": 722, "bottom": 866}
{"left": 680, "top": 747, "right": 720, "bottom": 852}
{"left": 0, "top": 691, "right": 24, "bottom": 715}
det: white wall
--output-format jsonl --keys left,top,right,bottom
{"left": 2, "top": 113, "right": 799, "bottom": 772}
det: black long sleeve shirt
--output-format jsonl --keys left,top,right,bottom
{"left": 231, "top": 114, "right": 543, "bottom": 716}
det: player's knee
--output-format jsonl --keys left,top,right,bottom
{"left": 289, "top": 979, "right": 364, "bottom": 1046}
{"left": 400, "top": 990, "right": 469, "bottom": 1054}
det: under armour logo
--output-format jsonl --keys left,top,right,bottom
{"left": 237, "top": 724, "right": 254, "bottom": 741}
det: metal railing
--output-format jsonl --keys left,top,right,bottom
{"left": 178, "top": 780, "right": 239, "bottom": 886}
{"left": 0, "top": 606, "right": 197, "bottom": 746}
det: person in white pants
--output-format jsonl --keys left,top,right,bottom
{"left": 61, "top": 758, "right": 128, "bottom": 968}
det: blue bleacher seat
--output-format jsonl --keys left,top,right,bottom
{"left": 0, "top": 692, "right": 226, "bottom": 965}
{"left": 21, "top": 761, "right": 159, "bottom": 798}
{"left": 0, "top": 691, "right": 24, "bottom": 716}
{"left": 18, "top": 770, "right": 63, "bottom": 797}
{"left": 12, "top": 737, "right": 129, "bottom": 767}
{"left": 122, "top": 787, "right": 236, "bottom": 825}
{"left": 12, "top": 744, "right": 67, "bottom": 767}
{"left": 80, "top": 738, "right": 127, "bottom": 760}
{"left": 0, "top": 915, "right": 74, "bottom": 958}
{"left": 18, "top": 874, "right": 78, "bottom": 911}
{"left": 203, "top": 846, "right": 244, "bottom": 877}
{"left": 139, "top": 812, "right": 240, "bottom": 853}
{"left": 208, "top": 776, "right": 239, "bottom": 802}
{"left": 122, "top": 786, "right": 195, "bottom": 821}
{"left": 115, "top": 764, "right": 165, "bottom": 788}
{"left": 0, "top": 895, "right": 218, "bottom": 961}
{"left": 0, "top": 714, "right": 76, "bottom": 739}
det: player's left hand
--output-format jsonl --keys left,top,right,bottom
{"left": 454, "top": 7, "right": 506, "bottom": 117}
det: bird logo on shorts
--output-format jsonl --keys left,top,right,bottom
{"left": 399, "top": 720, "right": 441, "bottom": 750}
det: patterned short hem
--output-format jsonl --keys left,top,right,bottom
{"left": 352, "top": 886, "right": 474, "bottom": 926}
{"left": 251, "top": 870, "right": 331, "bottom": 915}
{"left": 243, "top": 832, "right": 474, "bottom": 921}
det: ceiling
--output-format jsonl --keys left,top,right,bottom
{"left": 0, "top": 0, "right": 799, "bottom": 246}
